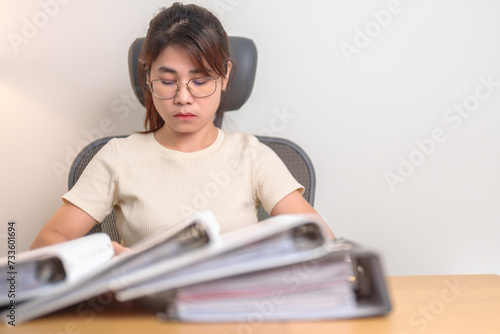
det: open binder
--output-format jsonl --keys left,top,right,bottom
{"left": 158, "top": 239, "right": 391, "bottom": 322}
{"left": 1, "top": 211, "right": 220, "bottom": 324}
{"left": 114, "top": 213, "right": 329, "bottom": 301}
{"left": 0, "top": 233, "right": 114, "bottom": 305}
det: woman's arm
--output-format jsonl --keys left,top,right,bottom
{"left": 30, "top": 200, "right": 98, "bottom": 249}
{"left": 30, "top": 200, "right": 129, "bottom": 255}
{"left": 271, "top": 190, "right": 336, "bottom": 239}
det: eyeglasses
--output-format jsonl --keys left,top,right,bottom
{"left": 148, "top": 76, "right": 219, "bottom": 99}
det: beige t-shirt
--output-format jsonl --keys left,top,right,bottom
{"left": 63, "top": 129, "right": 303, "bottom": 246}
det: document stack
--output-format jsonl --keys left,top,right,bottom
{"left": 1, "top": 211, "right": 391, "bottom": 324}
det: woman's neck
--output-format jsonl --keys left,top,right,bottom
{"left": 153, "top": 124, "right": 219, "bottom": 152}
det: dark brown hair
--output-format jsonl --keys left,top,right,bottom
{"left": 139, "top": 2, "right": 232, "bottom": 132}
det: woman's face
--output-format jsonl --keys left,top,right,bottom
{"left": 149, "top": 46, "right": 230, "bottom": 136}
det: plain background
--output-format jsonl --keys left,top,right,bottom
{"left": 1, "top": 0, "right": 499, "bottom": 276}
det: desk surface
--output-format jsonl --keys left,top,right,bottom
{"left": 5, "top": 274, "right": 500, "bottom": 334}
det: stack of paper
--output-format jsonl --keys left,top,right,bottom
{"left": 167, "top": 259, "right": 357, "bottom": 321}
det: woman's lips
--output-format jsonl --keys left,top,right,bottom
{"left": 174, "top": 113, "right": 196, "bottom": 119}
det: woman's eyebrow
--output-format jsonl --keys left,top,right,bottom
{"left": 156, "top": 66, "right": 202, "bottom": 74}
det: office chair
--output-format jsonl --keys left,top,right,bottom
{"left": 69, "top": 37, "right": 316, "bottom": 242}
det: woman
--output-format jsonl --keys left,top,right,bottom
{"left": 31, "top": 3, "right": 334, "bottom": 255}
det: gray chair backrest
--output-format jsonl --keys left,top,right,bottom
{"left": 69, "top": 135, "right": 315, "bottom": 242}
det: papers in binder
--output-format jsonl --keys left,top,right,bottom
{"left": 158, "top": 239, "right": 391, "bottom": 322}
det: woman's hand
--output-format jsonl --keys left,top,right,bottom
{"left": 112, "top": 241, "right": 130, "bottom": 256}
{"left": 271, "top": 190, "right": 336, "bottom": 239}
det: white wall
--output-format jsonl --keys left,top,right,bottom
{"left": 1, "top": 0, "right": 499, "bottom": 276}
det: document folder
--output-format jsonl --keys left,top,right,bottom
{"left": 155, "top": 239, "right": 391, "bottom": 322}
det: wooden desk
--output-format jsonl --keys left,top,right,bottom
{"left": 5, "top": 274, "right": 500, "bottom": 334}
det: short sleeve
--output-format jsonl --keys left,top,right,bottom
{"left": 62, "top": 139, "right": 118, "bottom": 222}
{"left": 250, "top": 137, "right": 304, "bottom": 214}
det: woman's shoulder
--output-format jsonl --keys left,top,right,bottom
{"left": 111, "top": 132, "right": 150, "bottom": 144}
{"left": 222, "top": 130, "right": 262, "bottom": 147}
{"left": 105, "top": 132, "right": 153, "bottom": 153}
